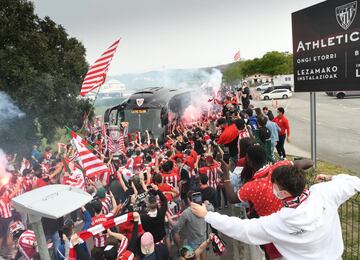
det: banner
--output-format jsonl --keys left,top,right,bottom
{"left": 292, "top": 0, "right": 360, "bottom": 92}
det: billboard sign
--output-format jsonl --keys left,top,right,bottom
{"left": 292, "top": 0, "right": 360, "bottom": 92}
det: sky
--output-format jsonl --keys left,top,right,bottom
{"left": 32, "top": 0, "right": 323, "bottom": 75}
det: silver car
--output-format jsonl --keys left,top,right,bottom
{"left": 332, "top": 91, "right": 360, "bottom": 99}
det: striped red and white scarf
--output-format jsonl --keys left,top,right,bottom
{"left": 69, "top": 212, "right": 142, "bottom": 259}
{"left": 282, "top": 189, "right": 310, "bottom": 209}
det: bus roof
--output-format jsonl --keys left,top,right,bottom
{"left": 108, "top": 87, "right": 192, "bottom": 111}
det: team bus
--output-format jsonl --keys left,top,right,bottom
{"left": 104, "top": 87, "right": 195, "bottom": 139}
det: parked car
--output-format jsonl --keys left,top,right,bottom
{"left": 256, "top": 82, "right": 272, "bottom": 91}
{"left": 333, "top": 91, "right": 360, "bottom": 99}
{"left": 261, "top": 89, "right": 293, "bottom": 100}
{"left": 262, "top": 85, "right": 292, "bottom": 94}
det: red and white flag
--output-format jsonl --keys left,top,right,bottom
{"left": 233, "top": 50, "right": 240, "bottom": 61}
{"left": 108, "top": 131, "right": 125, "bottom": 155}
{"left": 80, "top": 38, "right": 121, "bottom": 96}
{"left": 69, "top": 130, "right": 108, "bottom": 178}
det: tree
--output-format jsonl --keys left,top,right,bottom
{"left": 0, "top": 0, "right": 93, "bottom": 154}
{"left": 223, "top": 51, "right": 293, "bottom": 84}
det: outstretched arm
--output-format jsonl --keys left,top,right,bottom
{"left": 220, "top": 160, "right": 241, "bottom": 204}
{"left": 191, "top": 203, "right": 272, "bottom": 245}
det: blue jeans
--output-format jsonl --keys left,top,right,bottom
{"left": 46, "top": 232, "right": 61, "bottom": 260}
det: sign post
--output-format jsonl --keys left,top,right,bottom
{"left": 310, "top": 92, "right": 317, "bottom": 167}
{"left": 292, "top": 0, "right": 360, "bottom": 167}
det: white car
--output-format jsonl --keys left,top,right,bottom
{"left": 256, "top": 83, "right": 272, "bottom": 91}
{"left": 261, "top": 89, "right": 292, "bottom": 100}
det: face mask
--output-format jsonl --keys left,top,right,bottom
{"left": 273, "top": 187, "right": 284, "bottom": 200}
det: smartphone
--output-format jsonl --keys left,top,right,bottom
{"left": 128, "top": 179, "right": 132, "bottom": 187}
{"left": 191, "top": 192, "right": 203, "bottom": 205}
{"left": 143, "top": 172, "right": 148, "bottom": 181}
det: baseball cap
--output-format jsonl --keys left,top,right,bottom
{"left": 141, "top": 232, "right": 155, "bottom": 255}
{"left": 96, "top": 187, "right": 106, "bottom": 199}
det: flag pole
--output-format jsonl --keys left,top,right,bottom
{"left": 92, "top": 86, "right": 101, "bottom": 107}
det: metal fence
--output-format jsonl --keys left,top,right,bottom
{"left": 306, "top": 173, "right": 359, "bottom": 260}
{"left": 339, "top": 194, "right": 360, "bottom": 260}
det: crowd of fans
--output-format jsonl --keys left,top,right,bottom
{"left": 0, "top": 81, "right": 359, "bottom": 260}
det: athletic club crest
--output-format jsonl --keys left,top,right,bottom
{"left": 136, "top": 98, "right": 144, "bottom": 107}
{"left": 336, "top": 1, "right": 357, "bottom": 30}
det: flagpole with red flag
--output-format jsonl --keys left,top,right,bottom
{"left": 234, "top": 50, "right": 241, "bottom": 62}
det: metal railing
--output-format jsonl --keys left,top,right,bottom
{"left": 306, "top": 174, "right": 360, "bottom": 260}
{"left": 339, "top": 194, "right": 360, "bottom": 260}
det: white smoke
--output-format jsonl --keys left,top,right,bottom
{"left": 180, "top": 69, "right": 223, "bottom": 123}
{"left": 0, "top": 92, "right": 24, "bottom": 186}
{"left": 0, "top": 149, "right": 11, "bottom": 186}
{"left": 0, "top": 91, "right": 25, "bottom": 122}
{"left": 207, "top": 68, "right": 223, "bottom": 93}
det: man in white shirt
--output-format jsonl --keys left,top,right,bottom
{"left": 191, "top": 165, "right": 360, "bottom": 260}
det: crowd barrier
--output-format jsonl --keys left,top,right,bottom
{"left": 339, "top": 194, "right": 360, "bottom": 259}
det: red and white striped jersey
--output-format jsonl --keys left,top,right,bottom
{"left": 18, "top": 230, "right": 36, "bottom": 260}
{"left": 22, "top": 177, "right": 34, "bottom": 192}
{"left": 101, "top": 196, "right": 112, "bottom": 215}
{"left": 117, "top": 237, "right": 129, "bottom": 257}
{"left": 199, "top": 163, "right": 220, "bottom": 190}
{"left": 0, "top": 196, "right": 12, "bottom": 218}
{"left": 238, "top": 129, "right": 250, "bottom": 149}
{"left": 91, "top": 214, "right": 110, "bottom": 247}
{"left": 162, "top": 170, "right": 179, "bottom": 189}
{"left": 7, "top": 181, "right": 25, "bottom": 198}
{"left": 63, "top": 169, "right": 85, "bottom": 191}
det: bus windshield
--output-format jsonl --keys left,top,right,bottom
{"left": 123, "top": 109, "right": 163, "bottom": 136}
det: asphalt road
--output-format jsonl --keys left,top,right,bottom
{"left": 252, "top": 91, "right": 360, "bottom": 173}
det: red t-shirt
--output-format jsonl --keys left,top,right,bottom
{"left": 171, "top": 153, "right": 185, "bottom": 162}
{"left": 273, "top": 115, "right": 290, "bottom": 137}
{"left": 158, "top": 183, "right": 176, "bottom": 201}
{"left": 133, "top": 156, "right": 143, "bottom": 170}
{"left": 237, "top": 161, "right": 293, "bottom": 217}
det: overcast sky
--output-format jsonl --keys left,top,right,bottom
{"left": 32, "top": 0, "right": 323, "bottom": 75}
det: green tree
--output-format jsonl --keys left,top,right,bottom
{"left": 0, "top": 0, "right": 93, "bottom": 154}
{"left": 223, "top": 51, "right": 293, "bottom": 84}
{"left": 223, "top": 62, "right": 243, "bottom": 84}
